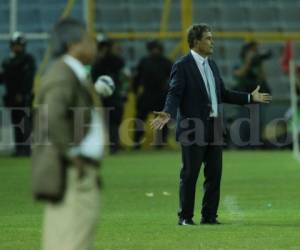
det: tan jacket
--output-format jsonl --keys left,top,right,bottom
{"left": 32, "top": 59, "right": 100, "bottom": 202}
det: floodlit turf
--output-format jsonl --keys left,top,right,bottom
{"left": 0, "top": 150, "right": 300, "bottom": 250}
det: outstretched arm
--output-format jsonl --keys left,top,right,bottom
{"left": 212, "top": 59, "right": 272, "bottom": 105}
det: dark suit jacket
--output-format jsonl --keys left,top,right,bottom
{"left": 163, "top": 53, "right": 250, "bottom": 143}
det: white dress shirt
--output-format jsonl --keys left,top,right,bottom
{"left": 190, "top": 50, "right": 250, "bottom": 117}
{"left": 191, "top": 50, "right": 218, "bottom": 117}
{"left": 63, "top": 55, "right": 104, "bottom": 161}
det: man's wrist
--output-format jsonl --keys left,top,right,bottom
{"left": 162, "top": 109, "right": 171, "bottom": 118}
{"left": 250, "top": 93, "right": 256, "bottom": 103}
{"left": 165, "top": 112, "right": 171, "bottom": 118}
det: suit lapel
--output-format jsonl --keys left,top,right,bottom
{"left": 187, "top": 53, "right": 210, "bottom": 102}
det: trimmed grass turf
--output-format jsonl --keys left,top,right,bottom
{"left": 0, "top": 150, "right": 300, "bottom": 250}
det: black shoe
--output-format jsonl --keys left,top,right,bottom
{"left": 200, "top": 218, "right": 221, "bottom": 225}
{"left": 178, "top": 218, "right": 196, "bottom": 226}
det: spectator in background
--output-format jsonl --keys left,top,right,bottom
{"left": 92, "top": 37, "right": 128, "bottom": 154}
{"left": 1, "top": 32, "right": 36, "bottom": 156}
{"left": 284, "top": 65, "right": 300, "bottom": 142}
{"left": 133, "top": 40, "right": 172, "bottom": 149}
{"left": 265, "top": 41, "right": 299, "bottom": 147}
{"left": 264, "top": 65, "right": 300, "bottom": 147}
{"left": 233, "top": 41, "right": 272, "bottom": 93}
{"left": 232, "top": 41, "right": 272, "bottom": 147}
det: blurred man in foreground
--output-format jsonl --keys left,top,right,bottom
{"left": 32, "top": 18, "right": 103, "bottom": 250}
{"left": 151, "top": 24, "right": 271, "bottom": 225}
{"left": 1, "top": 32, "right": 36, "bottom": 156}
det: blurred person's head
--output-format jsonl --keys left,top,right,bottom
{"left": 240, "top": 41, "right": 272, "bottom": 66}
{"left": 111, "top": 41, "right": 122, "bottom": 55}
{"left": 240, "top": 41, "right": 258, "bottom": 60}
{"left": 96, "top": 34, "right": 113, "bottom": 57}
{"left": 51, "top": 18, "right": 97, "bottom": 65}
{"left": 146, "top": 40, "right": 164, "bottom": 56}
{"left": 10, "top": 32, "right": 26, "bottom": 55}
{"left": 187, "top": 23, "right": 213, "bottom": 57}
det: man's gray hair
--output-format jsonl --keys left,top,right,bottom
{"left": 187, "top": 23, "right": 211, "bottom": 49}
{"left": 50, "top": 18, "right": 86, "bottom": 58}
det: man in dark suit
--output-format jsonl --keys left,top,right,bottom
{"left": 151, "top": 24, "right": 271, "bottom": 225}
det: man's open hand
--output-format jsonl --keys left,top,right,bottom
{"left": 251, "top": 85, "right": 272, "bottom": 103}
{"left": 150, "top": 111, "right": 171, "bottom": 130}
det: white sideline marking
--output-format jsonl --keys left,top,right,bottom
{"left": 223, "top": 195, "right": 244, "bottom": 223}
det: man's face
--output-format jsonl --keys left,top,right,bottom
{"left": 150, "top": 47, "right": 162, "bottom": 56}
{"left": 77, "top": 33, "right": 97, "bottom": 65}
{"left": 11, "top": 44, "right": 25, "bottom": 55}
{"left": 194, "top": 31, "right": 214, "bottom": 57}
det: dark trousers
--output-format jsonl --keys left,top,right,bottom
{"left": 104, "top": 105, "right": 124, "bottom": 154}
{"left": 178, "top": 119, "right": 223, "bottom": 220}
{"left": 11, "top": 108, "right": 32, "bottom": 156}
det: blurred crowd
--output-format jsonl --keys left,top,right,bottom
{"left": 0, "top": 32, "right": 174, "bottom": 156}
{"left": 0, "top": 32, "right": 298, "bottom": 157}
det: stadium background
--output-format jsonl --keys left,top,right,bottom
{"left": 0, "top": 0, "right": 299, "bottom": 148}
{"left": 0, "top": 1, "right": 300, "bottom": 250}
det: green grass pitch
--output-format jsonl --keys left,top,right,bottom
{"left": 0, "top": 150, "right": 300, "bottom": 250}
